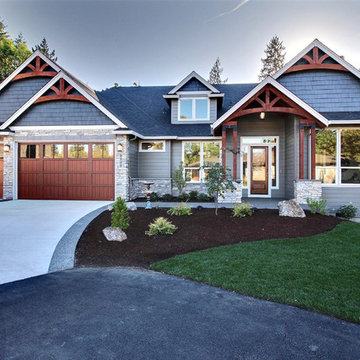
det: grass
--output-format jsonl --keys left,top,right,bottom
{"left": 150, "top": 221, "right": 360, "bottom": 323}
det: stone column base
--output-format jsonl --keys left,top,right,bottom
{"left": 218, "top": 181, "right": 242, "bottom": 204}
{"left": 294, "top": 179, "right": 322, "bottom": 204}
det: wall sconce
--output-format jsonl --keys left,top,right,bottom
{"left": 4, "top": 144, "right": 10, "bottom": 152}
{"left": 117, "top": 144, "right": 123, "bottom": 152}
{"left": 260, "top": 112, "right": 266, "bottom": 120}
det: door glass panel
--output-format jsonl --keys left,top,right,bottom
{"left": 242, "top": 146, "right": 248, "bottom": 187}
{"left": 68, "top": 144, "right": 89, "bottom": 159}
{"left": 272, "top": 146, "right": 276, "bottom": 187}
{"left": 43, "top": 144, "right": 64, "bottom": 159}
{"left": 252, "top": 148, "right": 267, "bottom": 181}
{"left": 92, "top": 144, "right": 114, "bottom": 158}
{"left": 20, "top": 144, "right": 40, "bottom": 159}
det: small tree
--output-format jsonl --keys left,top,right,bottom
{"left": 208, "top": 57, "right": 228, "bottom": 84}
{"left": 204, "top": 164, "right": 236, "bottom": 215}
{"left": 111, "top": 197, "right": 130, "bottom": 230}
{"left": 173, "top": 161, "right": 186, "bottom": 195}
{"left": 32, "top": 37, "right": 57, "bottom": 61}
{"left": 259, "top": 35, "right": 286, "bottom": 80}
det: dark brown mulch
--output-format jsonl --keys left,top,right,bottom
{"left": 75, "top": 208, "right": 343, "bottom": 268}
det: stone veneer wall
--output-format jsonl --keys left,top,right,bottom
{"left": 294, "top": 179, "right": 322, "bottom": 204}
{"left": 218, "top": 181, "right": 242, "bottom": 204}
{"left": 129, "top": 178, "right": 172, "bottom": 200}
{"left": 2, "top": 136, "right": 15, "bottom": 199}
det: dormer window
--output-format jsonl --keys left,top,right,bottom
{"left": 179, "top": 98, "right": 209, "bottom": 121}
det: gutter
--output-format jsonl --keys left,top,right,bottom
{"left": 112, "top": 130, "right": 220, "bottom": 140}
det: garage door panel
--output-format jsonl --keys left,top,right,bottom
{"left": 18, "top": 143, "right": 115, "bottom": 200}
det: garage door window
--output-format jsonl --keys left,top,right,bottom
{"left": 92, "top": 144, "right": 114, "bottom": 158}
{"left": 43, "top": 144, "right": 64, "bottom": 159}
{"left": 68, "top": 144, "right": 88, "bottom": 159}
{"left": 20, "top": 144, "right": 40, "bottom": 158}
{"left": 0, "top": 145, "right": 3, "bottom": 159}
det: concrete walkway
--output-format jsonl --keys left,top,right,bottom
{"left": 1, "top": 268, "right": 359, "bottom": 360}
{"left": 0, "top": 200, "right": 111, "bottom": 285}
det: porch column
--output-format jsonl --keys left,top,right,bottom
{"left": 232, "top": 124, "right": 238, "bottom": 180}
{"left": 310, "top": 124, "right": 316, "bottom": 179}
{"left": 222, "top": 125, "right": 226, "bottom": 168}
{"left": 299, "top": 124, "right": 305, "bottom": 179}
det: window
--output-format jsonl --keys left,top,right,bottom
{"left": 183, "top": 141, "right": 220, "bottom": 182}
{"left": 92, "top": 144, "right": 114, "bottom": 158}
{"left": 0, "top": 145, "right": 3, "bottom": 159}
{"left": 139, "top": 141, "right": 165, "bottom": 152}
{"left": 271, "top": 147, "right": 276, "bottom": 187}
{"left": 68, "top": 144, "right": 88, "bottom": 159}
{"left": 242, "top": 146, "right": 248, "bottom": 187}
{"left": 43, "top": 144, "right": 64, "bottom": 159}
{"left": 315, "top": 130, "right": 337, "bottom": 184}
{"left": 179, "top": 98, "right": 209, "bottom": 120}
{"left": 20, "top": 144, "right": 40, "bottom": 159}
{"left": 341, "top": 129, "right": 360, "bottom": 184}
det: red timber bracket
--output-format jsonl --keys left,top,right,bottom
{"left": 34, "top": 78, "right": 90, "bottom": 104}
{"left": 284, "top": 47, "right": 349, "bottom": 74}
{"left": 299, "top": 120, "right": 317, "bottom": 180}
{"left": 222, "top": 121, "right": 237, "bottom": 180}
{"left": 12, "top": 56, "right": 57, "bottom": 81}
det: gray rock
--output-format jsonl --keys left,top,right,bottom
{"left": 278, "top": 199, "right": 306, "bottom": 218}
{"left": 108, "top": 204, "right": 113, "bottom": 211}
{"left": 102, "top": 227, "right": 127, "bottom": 242}
{"left": 126, "top": 202, "right": 137, "bottom": 211}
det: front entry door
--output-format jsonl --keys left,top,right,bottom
{"left": 250, "top": 146, "right": 268, "bottom": 195}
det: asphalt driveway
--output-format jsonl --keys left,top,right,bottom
{"left": 1, "top": 267, "right": 359, "bottom": 360}
{"left": 0, "top": 200, "right": 111, "bottom": 285}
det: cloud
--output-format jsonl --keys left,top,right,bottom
{"left": 208, "top": 0, "right": 250, "bottom": 22}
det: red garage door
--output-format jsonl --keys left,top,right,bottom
{"left": 18, "top": 143, "right": 115, "bottom": 200}
{"left": 0, "top": 145, "right": 3, "bottom": 199}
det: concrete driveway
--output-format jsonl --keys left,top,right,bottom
{"left": 1, "top": 268, "right": 359, "bottom": 360}
{"left": 0, "top": 200, "right": 111, "bottom": 285}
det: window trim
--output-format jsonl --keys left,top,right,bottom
{"left": 138, "top": 140, "right": 166, "bottom": 153}
{"left": 178, "top": 97, "right": 210, "bottom": 121}
{"left": 316, "top": 128, "right": 360, "bottom": 187}
{"left": 182, "top": 141, "right": 221, "bottom": 183}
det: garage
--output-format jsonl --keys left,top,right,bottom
{"left": 18, "top": 143, "right": 115, "bottom": 200}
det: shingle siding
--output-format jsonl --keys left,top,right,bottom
{"left": 0, "top": 78, "right": 50, "bottom": 124}
{"left": 13, "top": 101, "right": 115, "bottom": 126}
{"left": 278, "top": 70, "right": 360, "bottom": 112}
{"left": 178, "top": 78, "right": 209, "bottom": 92}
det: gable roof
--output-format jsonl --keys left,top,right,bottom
{"left": 0, "top": 72, "right": 127, "bottom": 130}
{"left": 167, "top": 71, "right": 220, "bottom": 95}
{"left": 211, "top": 76, "right": 329, "bottom": 130}
{"left": 273, "top": 39, "right": 360, "bottom": 80}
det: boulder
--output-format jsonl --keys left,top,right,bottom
{"left": 126, "top": 202, "right": 137, "bottom": 211}
{"left": 278, "top": 199, "right": 306, "bottom": 218}
{"left": 102, "top": 227, "right": 127, "bottom": 242}
{"left": 107, "top": 204, "right": 113, "bottom": 211}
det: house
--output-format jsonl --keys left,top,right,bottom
{"left": 0, "top": 39, "right": 359, "bottom": 210}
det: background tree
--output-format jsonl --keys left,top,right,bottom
{"left": 208, "top": 57, "right": 228, "bottom": 84}
{"left": 0, "top": 19, "right": 8, "bottom": 40}
{"left": 259, "top": 35, "right": 286, "bottom": 80}
{"left": 32, "top": 37, "right": 57, "bottom": 61}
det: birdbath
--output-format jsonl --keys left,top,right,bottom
{"left": 143, "top": 181, "right": 154, "bottom": 209}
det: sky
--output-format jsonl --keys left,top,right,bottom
{"left": 1, "top": 0, "right": 360, "bottom": 90}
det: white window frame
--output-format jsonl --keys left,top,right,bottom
{"left": 239, "top": 136, "right": 280, "bottom": 198}
{"left": 317, "top": 129, "right": 360, "bottom": 187}
{"left": 178, "top": 97, "right": 210, "bottom": 121}
{"left": 182, "top": 141, "right": 221, "bottom": 183}
{"left": 139, "top": 140, "right": 166, "bottom": 153}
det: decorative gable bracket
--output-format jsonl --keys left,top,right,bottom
{"left": 12, "top": 56, "right": 57, "bottom": 82}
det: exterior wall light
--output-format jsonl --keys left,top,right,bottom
{"left": 4, "top": 144, "right": 10, "bottom": 152}
{"left": 117, "top": 144, "right": 123, "bottom": 152}
{"left": 260, "top": 112, "right": 266, "bottom": 120}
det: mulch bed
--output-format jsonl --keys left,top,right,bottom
{"left": 75, "top": 208, "right": 343, "bottom": 268}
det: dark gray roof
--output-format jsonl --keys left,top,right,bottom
{"left": 320, "top": 112, "right": 360, "bottom": 121}
{"left": 96, "top": 83, "right": 257, "bottom": 137}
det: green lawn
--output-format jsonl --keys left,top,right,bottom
{"left": 150, "top": 221, "right": 360, "bottom": 323}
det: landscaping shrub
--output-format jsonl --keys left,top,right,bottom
{"left": 337, "top": 203, "right": 358, "bottom": 219}
{"left": 173, "top": 162, "right": 186, "bottom": 195}
{"left": 198, "top": 193, "right": 211, "bottom": 202}
{"left": 306, "top": 198, "right": 327, "bottom": 215}
{"left": 111, "top": 197, "right": 130, "bottom": 230}
{"left": 150, "top": 192, "right": 159, "bottom": 201}
{"left": 189, "top": 191, "right": 199, "bottom": 201}
{"left": 161, "top": 193, "right": 174, "bottom": 202}
{"left": 167, "top": 202, "right": 192, "bottom": 216}
{"left": 146, "top": 217, "right": 177, "bottom": 236}
{"left": 232, "top": 202, "right": 253, "bottom": 217}
{"left": 178, "top": 192, "right": 190, "bottom": 202}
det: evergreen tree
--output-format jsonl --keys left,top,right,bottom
{"left": 32, "top": 37, "right": 57, "bottom": 61}
{"left": 259, "top": 36, "right": 286, "bottom": 81}
{"left": 0, "top": 19, "right": 8, "bottom": 41}
{"left": 208, "top": 57, "right": 228, "bottom": 84}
